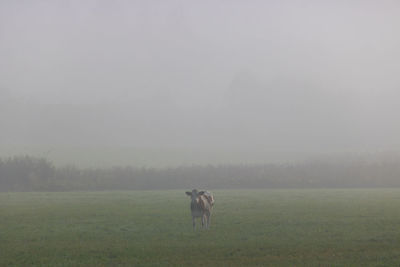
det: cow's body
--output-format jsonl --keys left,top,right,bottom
{"left": 186, "top": 189, "right": 214, "bottom": 230}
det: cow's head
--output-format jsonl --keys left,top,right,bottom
{"left": 185, "top": 189, "right": 205, "bottom": 202}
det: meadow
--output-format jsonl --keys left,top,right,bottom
{"left": 1, "top": 189, "right": 400, "bottom": 266}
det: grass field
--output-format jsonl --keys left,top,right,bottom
{"left": 1, "top": 189, "right": 400, "bottom": 266}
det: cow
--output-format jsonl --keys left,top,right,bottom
{"left": 185, "top": 189, "right": 214, "bottom": 230}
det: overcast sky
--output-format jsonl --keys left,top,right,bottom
{"left": 1, "top": 0, "right": 400, "bottom": 166}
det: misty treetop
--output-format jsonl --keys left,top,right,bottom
{"left": 1, "top": 156, "right": 400, "bottom": 192}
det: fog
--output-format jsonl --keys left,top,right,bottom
{"left": 1, "top": 0, "right": 400, "bottom": 167}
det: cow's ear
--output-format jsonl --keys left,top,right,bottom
{"left": 198, "top": 191, "right": 205, "bottom": 195}
{"left": 185, "top": 192, "right": 192, "bottom": 196}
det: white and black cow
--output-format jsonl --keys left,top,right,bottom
{"left": 185, "top": 189, "right": 214, "bottom": 230}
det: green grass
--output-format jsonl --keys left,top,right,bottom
{"left": 1, "top": 189, "right": 400, "bottom": 266}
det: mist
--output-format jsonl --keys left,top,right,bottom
{"left": 1, "top": 0, "right": 400, "bottom": 167}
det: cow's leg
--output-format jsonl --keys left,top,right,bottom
{"left": 201, "top": 214, "right": 205, "bottom": 228}
{"left": 204, "top": 211, "right": 210, "bottom": 229}
{"left": 192, "top": 216, "right": 196, "bottom": 230}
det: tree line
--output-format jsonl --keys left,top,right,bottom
{"left": 1, "top": 155, "right": 400, "bottom": 192}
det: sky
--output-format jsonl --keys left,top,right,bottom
{"left": 1, "top": 0, "right": 400, "bottom": 167}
